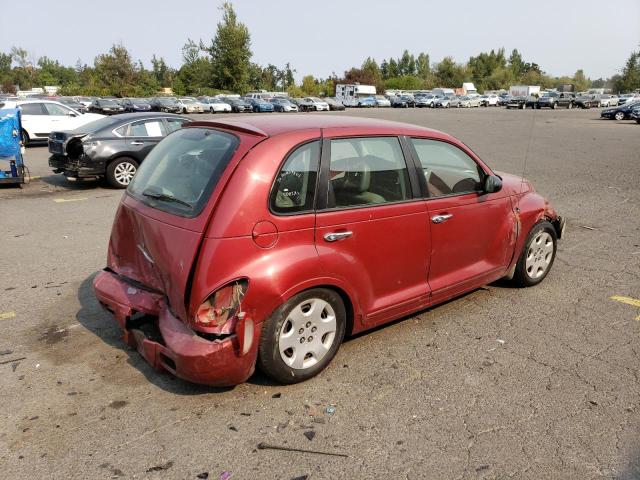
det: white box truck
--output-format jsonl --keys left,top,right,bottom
{"left": 509, "top": 85, "right": 541, "bottom": 97}
{"left": 336, "top": 84, "right": 377, "bottom": 107}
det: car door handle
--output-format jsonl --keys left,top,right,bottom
{"left": 431, "top": 214, "right": 453, "bottom": 224}
{"left": 130, "top": 141, "right": 144, "bottom": 145}
{"left": 324, "top": 231, "right": 353, "bottom": 242}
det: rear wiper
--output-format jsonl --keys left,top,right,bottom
{"left": 142, "top": 189, "right": 192, "bottom": 208}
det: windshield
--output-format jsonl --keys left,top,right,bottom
{"left": 128, "top": 128, "right": 239, "bottom": 217}
{"left": 160, "top": 98, "right": 178, "bottom": 104}
{"left": 101, "top": 100, "right": 119, "bottom": 106}
{"left": 131, "top": 98, "right": 149, "bottom": 104}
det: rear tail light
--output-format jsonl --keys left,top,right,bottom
{"left": 195, "top": 280, "right": 247, "bottom": 334}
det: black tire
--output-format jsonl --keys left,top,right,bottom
{"left": 512, "top": 221, "right": 557, "bottom": 287}
{"left": 21, "top": 129, "right": 30, "bottom": 147}
{"left": 105, "top": 157, "right": 139, "bottom": 189}
{"left": 614, "top": 112, "right": 625, "bottom": 121}
{"left": 552, "top": 102, "right": 557, "bottom": 109}
{"left": 258, "top": 288, "right": 346, "bottom": 384}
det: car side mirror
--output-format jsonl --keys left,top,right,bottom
{"left": 484, "top": 175, "right": 502, "bottom": 193}
{"left": 68, "top": 112, "right": 77, "bottom": 117}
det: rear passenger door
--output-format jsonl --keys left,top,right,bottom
{"left": 409, "top": 138, "right": 516, "bottom": 304}
{"left": 314, "top": 135, "right": 430, "bottom": 328}
{"left": 125, "top": 119, "right": 167, "bottom": 160}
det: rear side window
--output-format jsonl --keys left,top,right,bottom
{"left": 20, "top": 103, "right": 46, "bottom": 115}
{"left": 328, "top": 137, "right": 410, "bottom": 208}
{"left": 411, "top": 139, "right": 484, "bottom": 197}
{"left": 128, "top": 128, "right": 239, "bottom": 217}
{"left": 166, "top": 118, "right": 189, "bottom": 133}
{"left": 270, "top": 141, "right": 320, "bottom": 215}
{"left": 130, "top": 120, "right": 165, "bottom": 137}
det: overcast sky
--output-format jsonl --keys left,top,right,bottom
{"left": 2, "top": 0, "right": 638, "bottom": 81}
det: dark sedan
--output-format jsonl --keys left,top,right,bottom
{"left": 90, "top": 98, "right": 125, "bottom": 115}
{"left": 323, "top": 97, "right": 346, "bottom": 111}
{"left": 631, "top": 107, "right": 640, "bottom": 124}
{"left": 221, "top": 97, "right": 252, "bottom": 113}
{"left": 48, "top": 113, "right": 190, "bottom": 188}
{"left": 574, "top": 95, "right": 600, "bottom": 109}
{"left": 392, "top": 95, "right": 415, "bottom": 108}
{"left": 122, "top": 98, "right": 152, "bottom": 112}
{"left": 59, "top": 97, "right": 89, "bottom": 113}
{"left": 600, "top": 100, "right": 640, "bottom": 120}
{"left": 149, "top": 97, "right": 181, "bottom": 113}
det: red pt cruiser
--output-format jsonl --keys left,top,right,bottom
{"left": 94, "top": 116, "right": 564, "bottom": 386}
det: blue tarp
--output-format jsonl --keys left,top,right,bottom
{"left": 0, "top": 108, "right": 23, "bottom": 164}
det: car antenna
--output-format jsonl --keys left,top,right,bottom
{"left": 518, "top": 103, "right": 538, "bottom": 199}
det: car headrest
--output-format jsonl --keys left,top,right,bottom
{"left": 333, "top": 158, "right": 371, "bottom": 193}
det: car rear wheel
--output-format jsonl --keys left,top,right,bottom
{"left": 21, "top": 129, "right": 30, "bottom": 147}
{"left": 513, "top": 221, "right": 557, "bottom": 287}
{"left": 614, "top": 112, "right": 625, "bottom": 121}
{"left": 258, "top": 288, "right": 346, "bottom": 384}
{"left": 106, "top": 157, "right": 139, "bottom": 189}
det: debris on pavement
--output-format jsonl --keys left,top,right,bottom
{"left": 303, "top": 430, "right": 316, "bottom": 441}
{"left": 291, "top": 476, "right": 309, "bottom": 480}
{"left": 146, "top": 461, "right": 173, "bottom": 472}
{"left": 272, "top": 392, "right": 281, "bottom": 398}
{"left": 196, "top": 473, "right": 209, "bottom": 479}
{"left": 579, "top": 225, "right": 596, "bottom": 230}
{"left": 257, "top": 442, "right": 348, "bottom": 458}
{"left": 0, "top": 349, "right": 13, "bottom": 355}
{"left": 0, "top": 356, "right": 26, "bottom": 365}
{"left": 325, "top": 405, "right": 336, "bottom": 415}
{"left": 496, "top": 339, "right": 505, "bottom": 344}
{"left": 219, "top": 471, "right": 232, "bottom": 480}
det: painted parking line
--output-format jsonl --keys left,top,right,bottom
{"left": 0, "top": 311, "right": 16, "bottom": 320}
{"left": 53, "top": 197, "right": 88, "bottom": 203}
{"left": 611, "top": 295, "right": 640, "bottom": 320}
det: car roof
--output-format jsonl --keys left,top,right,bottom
{"left": 104, "top": 112, "right": 189, "bottom": 122}
{"left": 187, "top": 115, "right": 447, "bottom": 139}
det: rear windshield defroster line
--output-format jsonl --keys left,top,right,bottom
{"left": 127, "top": 128, "right": 239, "bottom": 218}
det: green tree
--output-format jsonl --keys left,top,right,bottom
{"left": 508, "top": 49, "right": 525, "bottom": 79}
{"left": 387, "top": 58, "right": 398, "bottom": 78}
{"left": 93, "top": 44, "right": 138, "bottom": 96}
{"left": 205, "top": 2, "right": 252, "bottom": 93}
{"left": 416, "top": 53, "right": 430, "bottom": 81}
{"left": 615, "top": 51, "right": 640, "bottom": 92}
{"left": 434, "top": 57, "right": 468, "bottom": 87}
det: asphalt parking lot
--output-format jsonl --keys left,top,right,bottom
{"left": 1, "top": 107, "right": 639, "bottom": 479}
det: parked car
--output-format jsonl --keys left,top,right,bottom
{"left": 178, "top": 98, "right": 204, "bottom": 114}
{"left": 459, "top": 96, "right": 481, "bottom": 108}
{"left": 357, "top": 96, "right": 376, "bottom": 107}
{"left": 298, "top": 97, "right": 330, "bottom": 112}
{"left": 90, "top": 98, "right": 125, "bottom": 115}
{"left": 617, "top": 94, "right": 638, "bottom": 105}
{"left": 0, "top": 99, "right": 104, "bottom": 146}
{"left": 323, "top": 97, "right": 346, "bottom": 111}
{"left": 498, "top": 94, "right": 511, "bottom": 106}
{"left": 600, "top": 100, "right": 640, "bottom": 120}
{"left": 122, "top": 98, "right": 152, "bottom": 112}
{"left": 374, "top": 95, "right": 391, "bottom": 107}
{"left": 574, "top": 94, "right": 600, "bottom": 109}
{"left": 150, "top": 97, "right": 181, "bottom": 113}
{"left": 74, "top": 96, "right": 95, "bottom": 108}
{"left": 270, "top": 97, "right": 299, "bottom": 112}
{"left": 221, "top": 97, "right": 252, "bottom": 113}
{"left": 415, "top": 94, "right": 437, "bottom": 108}
{"left": 479, "top": 94, "right": 499, "bottom": 107}
{"left": 536, "top": 92, "right": 561, "bottom": 109}
{"left": 392, "top": 95, "right": 415, "bottom": 108}
{"left": 58, "top": 96, "right": 89, "bottom": 113}
{"left": 198, "top": 97, "right": 232, "bottom": 113}
{"left": 48, "top": 113, "right": 190, "bottom": 188}
{"left": 598, "top": 95, "right": 618, "bottom": 107}
{"left": 246, "top": 97, "right": 275, "bottom": 113}
{"left": 630, "top": 106, "right": 640, "bottom": 124}
{"left": 555, "top": 92, "right": 576, "bottom": 109}
{"left": 93, "top": 115, "right": 564, "bottom": 387}
{"left": 506, "top": 96, "right": 528, "bottom": 109}
{"left": 435, "top": 96, "right": 459, "bottom": 108}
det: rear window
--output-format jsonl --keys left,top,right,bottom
{"left": 128, "top": 128, "right": 239, "bottom": 217}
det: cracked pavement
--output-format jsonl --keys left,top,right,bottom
{"left": 0, "top": 107, "right": 639, "bottom": 479}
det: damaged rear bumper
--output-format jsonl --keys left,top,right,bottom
{"left": 49, "top": 154, "right": 105, "bottom": 178}
{"left": 93, "top": 270, "right": 259, "bottom": 387}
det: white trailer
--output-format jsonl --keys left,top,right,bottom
{"left": 336, "top": 84, "right": 377, "bottom": 107}
{"left": 509, "top": 85, "right": 541, "bottom": 97}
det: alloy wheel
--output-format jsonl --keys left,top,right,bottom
{"left": 113, "top": 161, "right": 137, "bottom": 186}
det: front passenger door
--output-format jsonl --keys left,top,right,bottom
{"left": 410, "top": 138, "right": 516, "bottom": 304}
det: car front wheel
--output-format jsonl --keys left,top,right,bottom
{"left": 106, "top": 157, "right": 139, "bottom": 189}
{"left": 513, "top": 221, "right": 557, "bottom": 287}
{"left": 258, "top": 288, "right": 346, "bottom": 384}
